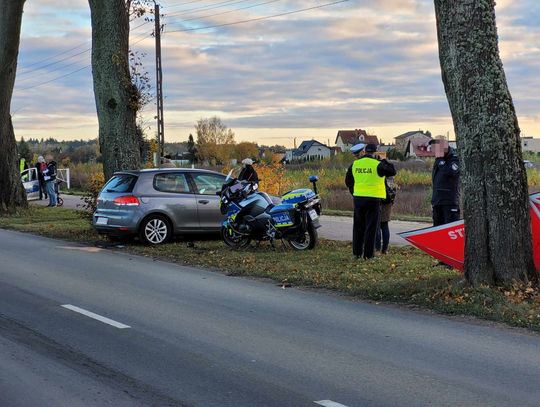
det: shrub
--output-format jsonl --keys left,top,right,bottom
{"left": 79, "top": 172, "right": 105, "bottom": 223}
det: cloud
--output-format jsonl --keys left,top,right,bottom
{"left": 10, "top": 0, "right": 540, "bottom": 145}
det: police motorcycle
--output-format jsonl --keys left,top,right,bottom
{"left": 218, "top": 169, "right": 322, "bottom": 250}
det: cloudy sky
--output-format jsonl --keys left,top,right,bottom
{"left": 11, "top": 0, "right": 540, "bottom": 146}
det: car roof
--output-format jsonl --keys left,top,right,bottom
{"left": 113, "top": 168, "right": 226, "bottom": 176}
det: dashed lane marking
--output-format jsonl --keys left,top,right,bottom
{"left": 57, "top": 246, "right": 103, "bottom": 253}
{"left": 61, "top": 304, "right": 131, "bottom": 329}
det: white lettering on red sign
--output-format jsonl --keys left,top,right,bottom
{"left": 448, "top": 228, "right": 465, "bottom": 240}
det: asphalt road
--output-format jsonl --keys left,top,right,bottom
{"left": 1, "top": 228, "right": 540, "bottom": 406}
{"left": 34, "top": 194, "right": 427, "bottom": 245}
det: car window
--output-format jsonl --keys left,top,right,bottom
{"left": 191, "top": 173, "right": 225, "bottom": 195}
{"left": 154, "top": 173, "right": 191, "bottom": 194}
{"left": 104, "top": 174, "right": 137, "bottom": 193}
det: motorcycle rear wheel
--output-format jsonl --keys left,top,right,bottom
{"left": 221, "top": 225, "right": 251, "bottom": 249}
{"left": 287, "top": 224, "right": 317, "bottom": 250}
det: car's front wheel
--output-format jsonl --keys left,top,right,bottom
{"left": 139, "top": 215, "right": 172, "bottom": 245}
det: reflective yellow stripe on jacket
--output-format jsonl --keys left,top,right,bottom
{"left": 352, "top": 157, "right": 386, "bottom": 198}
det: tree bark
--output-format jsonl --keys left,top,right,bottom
{"left": 0, "top": 0, "right": 28, "bottom": 213}
{"left": 434, "top": 0, "right": 536, "bottom": 285}
{"left": 88, "top": 0, "right": 141, "bottom": 181}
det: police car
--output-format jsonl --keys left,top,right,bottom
{"left": 21, "top": 167, "right": 40, "bottom": 200}
{"left": 21, "top": 167, "right": 68, "bottom": 204}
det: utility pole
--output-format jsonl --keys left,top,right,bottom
{"left": 154, "top": 1, "right": 165, "bottom": 160}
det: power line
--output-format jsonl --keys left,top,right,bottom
{"left": 166, "top": 0, "right": 250, "bottom": 17}
{"left": 165, "top": 0, "right": 349, "bottom": 33}
{"left": 17, "top": 34, "right": 152, "bottom": 91}
{"left": 176, "top": 0, "right": 284, "bottom": 24}
{"left": 16, "top": 30, "right": 152, "bottom": 83}
{"left": 18, "top": 47, "right": 91, "bottom": 78}
{"left": 18, "top": 65, "right": 91, "bottom": 91}
{"left": 161, "top": 0, "right": 210, "bottom": 9}
{"left": 18, "top": 20, "right": 151, "bottom": 73}
{"left": 19, "top": 42, "right": 90, "bottom": 72}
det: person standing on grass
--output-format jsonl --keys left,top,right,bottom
{"left": 345, "top": 143, "right": 396, "bottom": 259}
{"left": 35, "top": 156, "right": 48, "bottom": 201}
{"left": 375, "top": 176, "right": 397, "bottom": 255}
{"left": 430, "top": 139, "right": 460, "bottom": 226}
{"left": 43, "top": 155, "right": 58, "bottom": 207}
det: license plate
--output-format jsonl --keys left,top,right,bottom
{"left": 96, "top": 217, "right": 108, "bottom": 225}
{"left": 308, "top": 209, "right": 318, "bottom": 220}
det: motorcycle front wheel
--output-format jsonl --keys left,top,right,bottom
{"left": 287, "top": 223, "right": 317, "bottom": 250}
{"left": 221, "top": 225, "right": 252, "bottom": 249}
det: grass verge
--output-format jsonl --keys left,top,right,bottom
{"left": 2, "top": 206, "right": 540, "bottom": 332}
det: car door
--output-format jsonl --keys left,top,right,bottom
{"left": 22, "top": 168, "right": 40, "bottom": 200}
{"left": 189, "top": 172, "right": 226, "bottom": 229}
{"left": 151, "top": 172, "right": 199, "bottom": 230}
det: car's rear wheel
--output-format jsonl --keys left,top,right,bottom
{"left": 139, "top": 215, "right": 172, "bottom": 245}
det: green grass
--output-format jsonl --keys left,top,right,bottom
{"left": 2, "top": 206, "right": 540, "bottom": 332}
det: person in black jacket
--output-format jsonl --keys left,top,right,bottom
{"left": 430, "top": 139, "right": 460, "bottom": 226}
{"left": 345, "top": 144, "right": 396, "bottom": 259}
{"left": 238, "top": 158, "right": 259, "bottom": 186}
{"left": 43, "top": 155, "right": 58, "bottom": 207}
{"left": 35, "top": 155, "right": 48, "bottom": 200}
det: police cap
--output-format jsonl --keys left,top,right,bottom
{"left": 350, "top": 143, "right": 366, "bottom": 154}
{"left": 365, "top": 143, "right": 378, "bottom": 153}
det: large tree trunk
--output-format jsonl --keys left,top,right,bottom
{"left": 88, "top": 0, "right": 141, "bottom": 181}
{"left": 0, "top": 0, "right": 28, "bottom": 213}
{"left": 434, "top": 0, "right": 536, "bottom": 285}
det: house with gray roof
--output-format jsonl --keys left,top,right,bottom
{"left": 285, "top": 140, "right": 331, "bottom": 162}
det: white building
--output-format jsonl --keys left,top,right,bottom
{"left": 522, "top": 137, "right": 540, "bottom": 153}
{"left": 286, "top": 140, "right": 331, "bottom": 162}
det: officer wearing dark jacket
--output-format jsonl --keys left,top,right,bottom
{"left": 345, "top": 143, "right": 396, "bottom": 259}
{"left": 238, "top": 158, "right": 259, "bottom": 185}
{"left": 430, "top": 139, "right": 460, "bottom": 226}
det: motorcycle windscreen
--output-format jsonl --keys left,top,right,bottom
{"left": 399, "top": 192, "right": 540, "bottom": 273}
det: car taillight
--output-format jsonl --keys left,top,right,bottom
{"left": 113, "top": 195, "right": 139, "bottom": 206}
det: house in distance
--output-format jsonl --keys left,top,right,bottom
{"left": 284, "top": 140, "right": 331, "bottom": 162}
{"left": 335, "top": 129, "right": 379, "bottom": 152}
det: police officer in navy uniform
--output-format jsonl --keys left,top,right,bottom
{"left": 345, "top": 143, "right": 396, "bottom": 259}
{"left": 430, "top": 138, "right": 460, "bottom": 226}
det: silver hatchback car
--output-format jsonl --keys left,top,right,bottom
{"left": 93, "top": 168, "right": 226, "bottom": 244}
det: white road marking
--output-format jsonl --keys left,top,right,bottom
{"left": 57, "top": 246, "right": 103, "bottom": 253}
{"left": 61, "top": 304, "right": 131, "bottom": 329}
{"left": 314, "top": 401, "right": 349, "bottom": 407}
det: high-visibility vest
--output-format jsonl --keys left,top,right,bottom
{"left": 352, "top": 157, "right": 386, "bottom": 198}
{"left": 19, "top": 158, "right": 26, "bottom": 173}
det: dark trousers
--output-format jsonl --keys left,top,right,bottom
{"left": 39, "top": 179, "right": 48, "bottom": 200}
{"left": 353, "top": 197, "right": 381, "bottom": 258}
{"left": 432, "top": 205, "right": 460, "bottom": 226}
{"left": 375, "top": 221, "right": 390, "bottom": 253}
